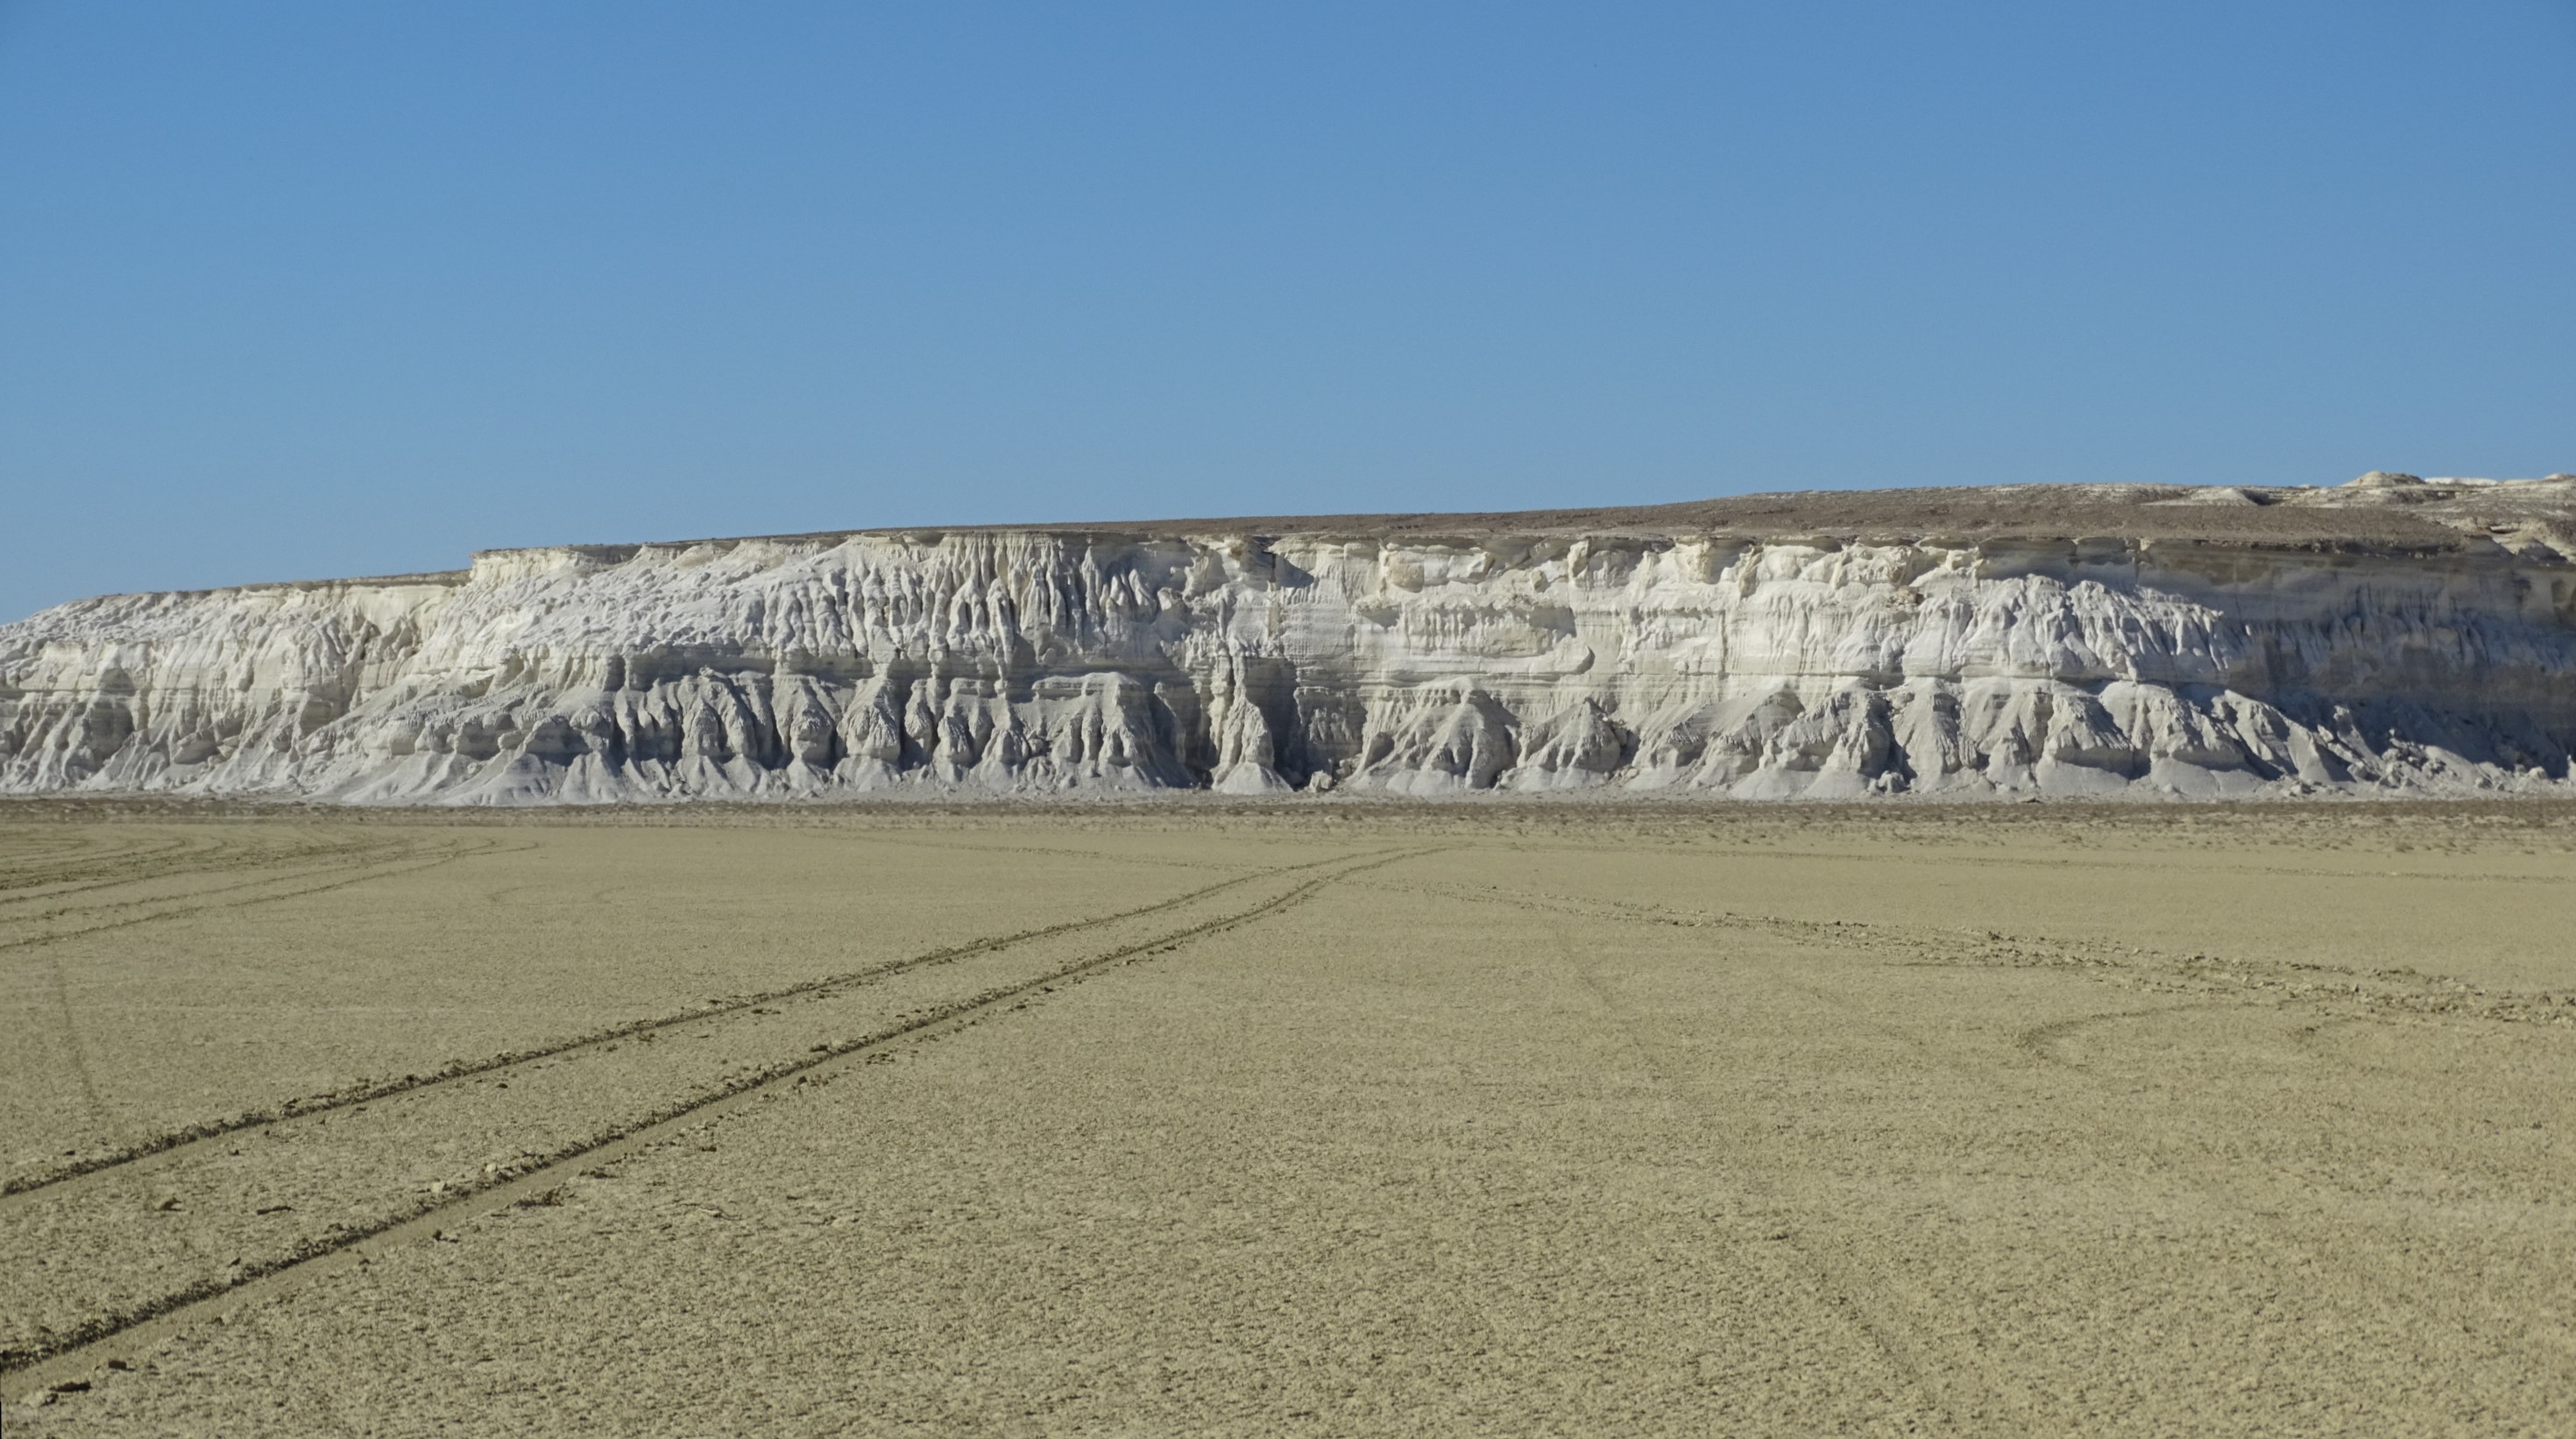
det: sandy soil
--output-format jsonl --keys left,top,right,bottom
{"left": 3, "top": 801, "right": 2572, "bottom": 1435}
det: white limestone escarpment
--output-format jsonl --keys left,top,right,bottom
{"left": 8, "top": 479, "right": 2576, "bottom": 803}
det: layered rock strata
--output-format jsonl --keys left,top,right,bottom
{"left": 8, "top": 478, "right": 2576, "bottom": 802}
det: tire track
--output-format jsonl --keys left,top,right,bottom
{"left": 0, "top": 850, "right": 440, "bottom": 998}
{"left": 1, "top": 851, "right": 1348, "bottom": 1202}
{"left": 0, "top": 830, "right": 407, "bottom": 904}
{"left": 1471, "top": 835, "right": 2576, "bottom": 888}
{"left": 39, "top": 946, "right": 110, "bottom": 1136}
{"left": 0, "top": 831, "right": 386, "bottom": 906}
{"left": 1750, "top": 969, "right": 2576, "bottom": 1400}
{"left": 1376, "top": 875, "right": 2576, "bottom": 1031}
{"left": 0, "top": 836, "right": 510, "bottom": 962}
{"left": 0, "top": 834, "right": 209, "bottom": 899}
{"left": 829, "top": 833, "right": 1253, "bottom": 875}
{"left": 2010, "top": 999, "right": 2244, "bottom": 1068}
{"left": 0, "top": 846, "right": 1427, "bottom": 1395}
{"left": 0, "top": 833, "right": 441, "bottom": 924}
{"left": 1544, "top": 920, "right": 2044, "bottom": 1432}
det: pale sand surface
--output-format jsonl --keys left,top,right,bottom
{"left": 3, "top": 802, "right": 2572, "bottom": 1435}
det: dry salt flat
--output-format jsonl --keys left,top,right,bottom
{"left": 4, "top": 799, "right": 2572, "bottom": 1435}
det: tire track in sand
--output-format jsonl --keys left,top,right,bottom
{"left": 0, "top": 831, "right": 411, "bottom": 911}
{"left": 1754, "top": 971, "right": 2576, "bottom": 1407}
{"left": 1380, "top": 875, "right": 2576, "bottom": 1031}
{"left": 0, "top": 835, "right": 513, "bottom": 961}
{"left": 2, "top": 851, "right": 1352, "bottom": 1201}
{"left": 2, "top": 837, "right": 517, "bottom": 1194}
{"left": 1545, "top": 920, "right": 2048, "bottom": 1433}
{"left": 0, "top": 846, "right": 1428, "bottom": 1398}
{"left": 0, "top": 833, "right": 209, "bottom": 899}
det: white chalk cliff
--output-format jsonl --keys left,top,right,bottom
{"left": 8, "top": 477, "right": 2576, "bottom": 803}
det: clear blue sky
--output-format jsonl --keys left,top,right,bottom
{"left": 3, "top": 2, "right": 2571, "bottom": 620}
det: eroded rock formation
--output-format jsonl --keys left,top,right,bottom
{"left": 9, "top": 478, "right": 2576, "bottom": 802}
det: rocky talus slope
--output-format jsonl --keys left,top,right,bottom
{"left": 8, "top": 475, "right": 2576, "bottom": 803}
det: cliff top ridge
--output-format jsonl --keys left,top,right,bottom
{"left": 494, "top": 474, "right": 2576, "bottom": 565}
{"left": 46, "top": 476, "right": 2576, "bottom": 607}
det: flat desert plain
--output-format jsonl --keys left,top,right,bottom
{"left": 3, "top": 801, "right": 2572, "bottom": 1435}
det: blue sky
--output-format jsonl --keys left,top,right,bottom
{"left": 3, "top": 2, "right": 2570, "bottom": 620}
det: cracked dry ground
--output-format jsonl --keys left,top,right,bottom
{"left": 3, "top": 802, "right": 2572, "bottom": 1435}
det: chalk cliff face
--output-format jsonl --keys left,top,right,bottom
{"left": 8, "top": 479, "right": 2576, "bottom": 803}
